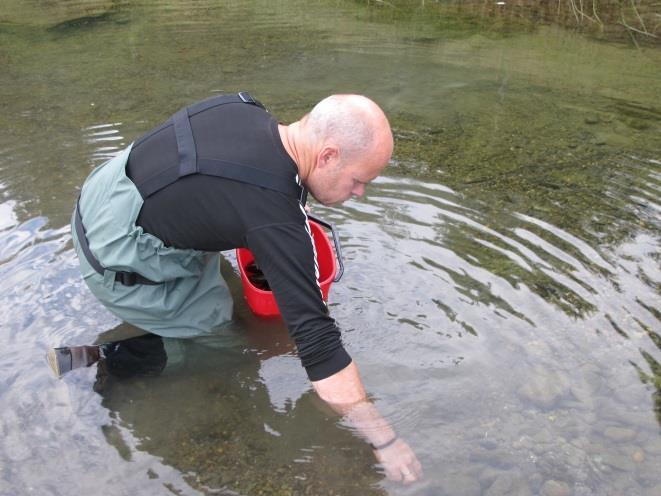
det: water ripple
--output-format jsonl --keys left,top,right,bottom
{"left": 0, "top": 201, "right": 112, "bottom": 347}
{"left": 82, "top": 122, "right": 127, "bottom": 163}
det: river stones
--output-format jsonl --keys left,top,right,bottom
{"left": 438, "top": 473, "right": 481, "bottom": 496}
{"left": 540, "top": 479, "right": 571, "bottom": 496}
{"left": 532, "top": 428, "right": 554, "bottom": 445}
{"left": 603, "top": 426, "right": 637, "bottom": 442}
{"left": 644, "top": 438, "right": 661, "bottom": 455}
{"left": 469, "top": 447, "right": 517, "bottom": 469}
{"left": 245, "top": 262, "right": 271, "bottom": 291}
{"left": 644, "top": 483, "right": 661, "bottom": 496}
{"left": 569, "top": 384, "right": 594, "bottom": 408}
{"left": 484, "top": 472, "right": 532, "bottom": 496}
{"left": 478, "top": 467, "right": 511, "bottom": 487}
{"left": 631, "top": 450, "right": 645, "bottom": 463}
{"left": 560, "top": 441, "right": 586, "bottom": 469}
{"left": 517, "top": 366, "right": 570, "bottom": 409}
{"left": 600, "top": 450, "right": 637, "bottom": 472}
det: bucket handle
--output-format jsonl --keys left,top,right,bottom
{"left": 307, "top": 214, "right": 344, "bottom": 282}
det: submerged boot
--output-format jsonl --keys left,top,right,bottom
{"left": 47, "top": 345, "right": 101, "bottom": 378}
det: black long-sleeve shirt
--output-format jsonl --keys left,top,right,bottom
{"left": 125, "top": 100, "right": 351, "bottom": 381}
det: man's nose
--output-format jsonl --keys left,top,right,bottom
{"left": 351, "top": 183, "right": 365, "bottom": 197}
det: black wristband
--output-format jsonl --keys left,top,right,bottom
{"left": 370, "top": 436, "right": 398, "bottom": 451}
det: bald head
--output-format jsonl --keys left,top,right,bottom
{"left": 278, "top": 94, "right": 393, "bottom": 205}
{"left": 305, "top": 94, "right": 393, "bottom": 163}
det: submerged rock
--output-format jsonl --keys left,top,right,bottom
{"left": 603, "top": 426, "right": 637, "bottom": 442}
{"left": 569, "top": 384, "right": 594, "bottom": 408}
{"left": 600, "top": 450, "right": 637, "bottom": 472}
{"left": 517, "top": 366, "right": 570, "bottom": 409}
{"left": 469, "top": 448, "right": 518, "bottom": 469}
{"left": 644, "top": 483, "right": 661, "bottom": 496}
{"left": 484, "top": 473, "right": 532, "bottom": 496}
{"left": 531, "top": 428, "right": 554, "bottom": 446}
{"left": 438, "top": 473, "right": 482, "bottom": 496}
{"left": 645, "top": 438, "right": 661, "bottom": 455}
{"left": 478, "top": 467, "right": 511, "bottom": 487}
{"left": 540, "top": 479, "right": 571, "bottom": 496}
{"left": 631, "top": 450, "right": 645, "bottom": 463}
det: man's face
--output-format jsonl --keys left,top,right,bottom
{"left": 307, "top": 150, "right": 386, "bottom": 207}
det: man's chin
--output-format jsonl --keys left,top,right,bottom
{"left": 309, "top": 194, "right": 346, "bottom": 207}
{"left": 317, "top": 199, "right": 341, "bottom": 207}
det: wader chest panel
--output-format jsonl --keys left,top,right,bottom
{"left": 135, "top": 92, "right": 304, "bottom": 202}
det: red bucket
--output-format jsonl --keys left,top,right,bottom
{"left": 236, "top": 218, "right": 343, "bottom": 318}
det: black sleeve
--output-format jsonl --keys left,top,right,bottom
{"left": 245, "top": 222, "right": 352, "bottom": 381}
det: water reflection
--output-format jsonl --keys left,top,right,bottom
{"left": 0, "top": 0, "right": 659, "bottom": 494}
{"left": 324, "top": 176, "right": 660, "bottom": 493}
{"left": 93, "top": 324, "right": 385, "bottom": 495}
{"left": 0, "top": 156, "right": 658, "bottom": 494}
{"left": 83, "top": 123, "right": 126, "bottom": 163}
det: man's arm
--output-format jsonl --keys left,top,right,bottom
{"left": 247, "top": 222, "right": 422, "bottom": 482}
{"left": 312, "top": 361, "right": 423, "bottom": 483}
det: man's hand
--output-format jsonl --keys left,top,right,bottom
{"left": 312, "top": 362, "right": 423, "bottom": 484}
{"left": 373, "top": 438, "right": 423, "bottom": 483}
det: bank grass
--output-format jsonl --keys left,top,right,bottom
{"left": 361, "top": 0, "right": 661, "bottom": 46}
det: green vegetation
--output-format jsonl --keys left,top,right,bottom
{"left": 357, "top": 0, "right": 661, "bottom": 46}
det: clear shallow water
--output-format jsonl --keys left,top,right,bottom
{"left": 0, "top": 1, "right": 660, "bottom": 495}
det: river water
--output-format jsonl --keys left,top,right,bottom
{"left": 0, "top": 1, "right": 660, "bottom": 495}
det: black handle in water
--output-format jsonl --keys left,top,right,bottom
{"left": 307, "top": 214, "right": 344, "bottom": 282}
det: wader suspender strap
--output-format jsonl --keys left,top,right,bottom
{"left": 75, "top": 92, "right": 305, "bottom": 286}
{"left": 137, "top": 92, "right": 304, "bottom": 201}
{"left": 74, "top": 200, "right": 160, "bottom": 286}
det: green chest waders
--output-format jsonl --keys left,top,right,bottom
{"left": 71, "top": 93, "right": 304, "bottom": 338}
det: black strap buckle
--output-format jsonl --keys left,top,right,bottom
{"left": 238, "top": 91, "right": 255, "bottom": 104}
{"left": 115, "top": 270, "right": 160, "bottom": 286}
{"left": 115, "top": 271, "right": 138, "bottom": 286}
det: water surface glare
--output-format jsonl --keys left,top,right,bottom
{"left": 0, "top": 1, "right": 660, "bottom": 495}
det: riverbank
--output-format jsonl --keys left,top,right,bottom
{"left": 361, "top": 0, "right": 661, "bottom": 47}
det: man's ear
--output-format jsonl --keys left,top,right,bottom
{"left": 317, "top": 145, "right": 340, "bottom": 169}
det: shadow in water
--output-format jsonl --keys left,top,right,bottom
{"left": 92, "top": 326, "right": 386, "bottom": 495}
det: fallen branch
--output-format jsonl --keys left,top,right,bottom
{"left": 619, "top": 14, "right": 659, "bottom": 38}
{"left": 630, "top": 0, "right": 649, "bottom": 33}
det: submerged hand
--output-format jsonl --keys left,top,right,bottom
{"left": 373, "top": 438, "right": 423, "bottom": 484}
{"left": 311, "top": 364, "right": 422, "bottom": 484}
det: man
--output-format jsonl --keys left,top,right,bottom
{"left": 53, "top": 92, "right": 422, "bottom": 483}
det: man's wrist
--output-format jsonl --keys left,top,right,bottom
{"left": 370, "top": 435, "right": 398, "bottom": 451}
